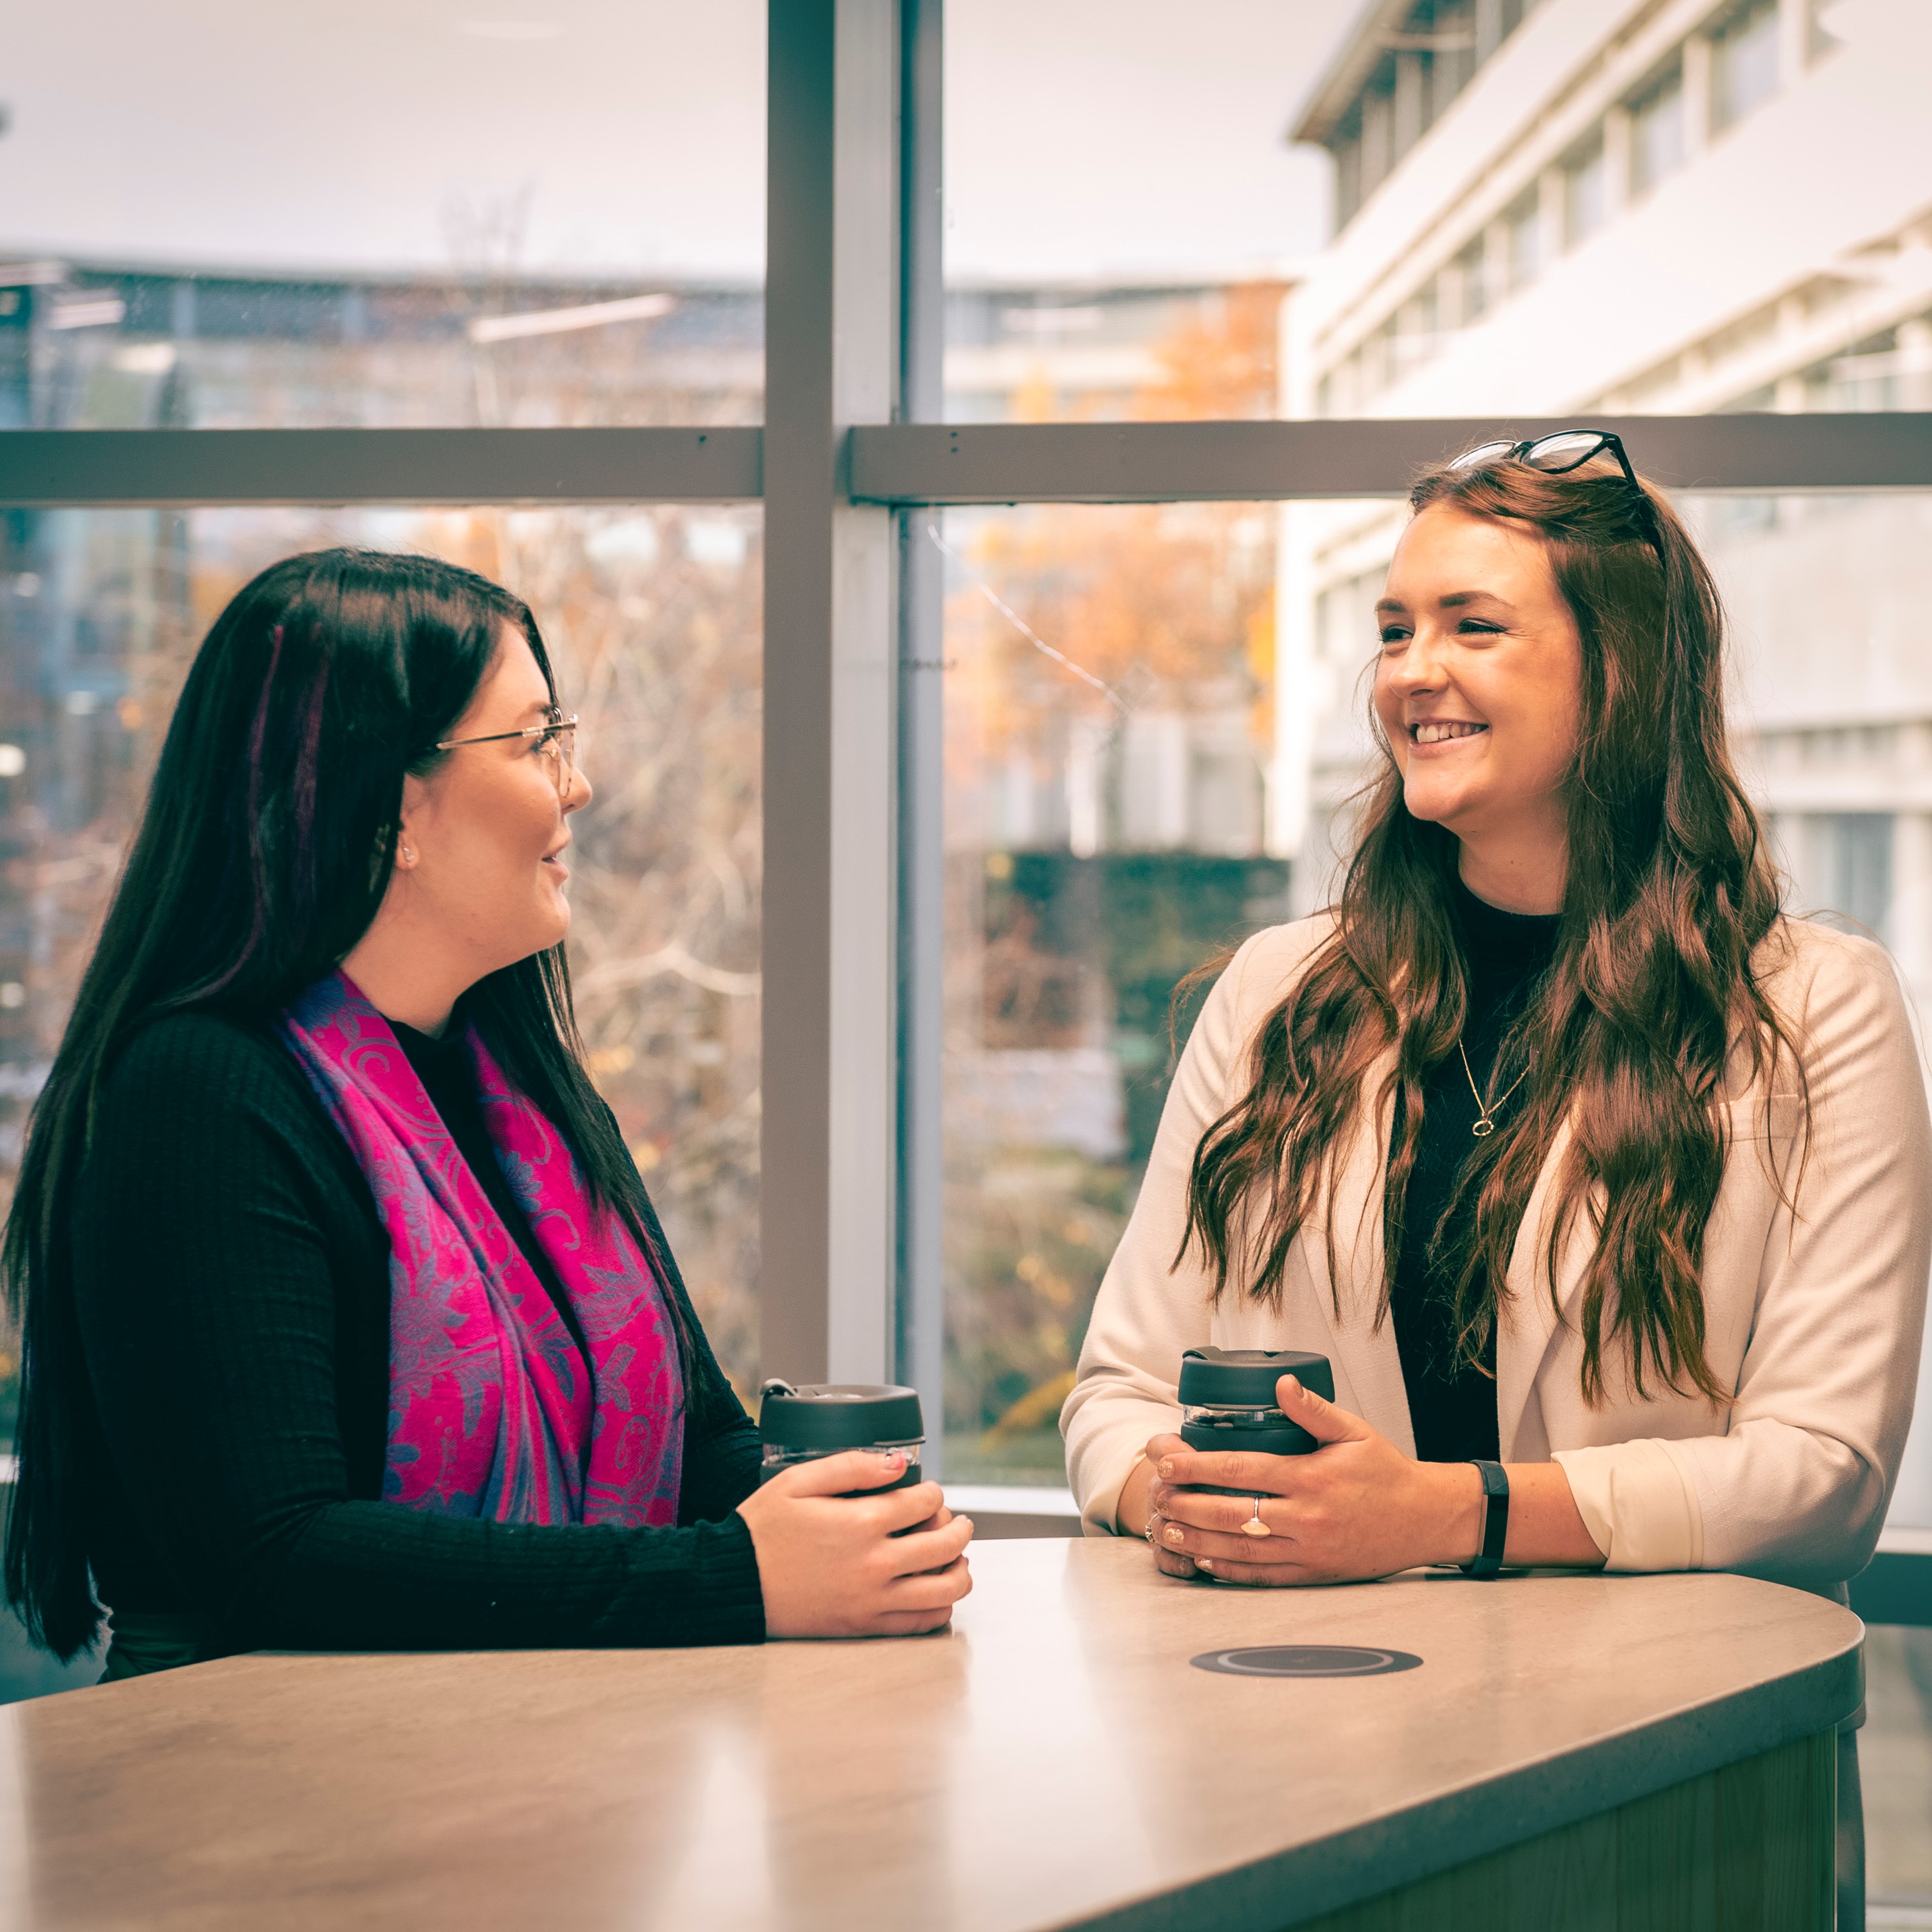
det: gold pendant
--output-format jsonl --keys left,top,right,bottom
{"left": 1472, "top": 1117, "right": 1495, "bottom": 1138}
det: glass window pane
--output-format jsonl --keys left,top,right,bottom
{"left": 1284, "top": 2, "right": 1922, "bottom": 422}
{"left": 1710, "top": 0, "right": 1783, "bottom": 135}
{"left": 943, "top": 0, "right": 1363, "bottom": 423}
{"left": 1864, "top": 1626, "right": 1932, "bottom": 1908}
{"left": 1562, "top": 135, "right": 1608, "bottom": 250}
{"left": 1629, "top": 65, "right": 1687, "bottom": 199}
{"left": 951, "top": 4, "right": 1918, "bottom": 426}
{"left": 1504, "top": 190, "right": 1543, "bottom": 295}
{"left": 935, "top": 502, "right": 1283, "bottom": 1484}
{"left": 1453, "top": 235, "right": 1491, "bottom": 327}
{"left": 2, "top": 3, "right": 763, "bottom": 427}
{"left": 0, "top": 503, "right": 764, "bottom": 1441}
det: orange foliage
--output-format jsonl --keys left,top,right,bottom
{"left": 949, "top": 285, "right": 1285, "bottom": 765}
{"left": 1133, "top": 281, "right": 1287, "bottom": 422}
{"left": 957, "top": 506, "right": 1270, "bottom": 739}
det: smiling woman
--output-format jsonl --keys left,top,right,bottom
{"left": 1065, "top": 441, "right": 1931, "bottom": 1616}
{"left": 1371, "top": 510, "right": 1583, "bottom": 916}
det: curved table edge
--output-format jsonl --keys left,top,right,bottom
{"left": 1068, "top": 1610, "right": 1863, "bottom": 1932}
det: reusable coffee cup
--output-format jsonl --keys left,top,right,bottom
{"left": 1175, "top": 1347, "right": 1334, "bottom": 1496}
{"left": 757, "top": 1379, "right": 926, "bottom": 1493}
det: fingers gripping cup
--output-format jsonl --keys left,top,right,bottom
{"left": 1177, "top": 1347, "right": 1334, "bottom": 1498}
{"left": 757, "top": 1380, "right": 926, "bottom": 1493}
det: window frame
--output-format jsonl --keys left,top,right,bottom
{"left": 2, "top": 0, "right": 1930, "bottom": 1596}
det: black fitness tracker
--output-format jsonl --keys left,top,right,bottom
{"left": 1462, "top": 1459, "right": 1510, "bottom": 1578}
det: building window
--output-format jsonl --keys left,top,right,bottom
{"left": 1806, "top": 327, "right": 1903, "bottom": 411}
{"left": 1819, "top": 813, "right": 1894, "bottom": 941}
{"left": 1505, "top": 188, "right": 1542, "bottom": 291}
{"left": 1710, "top": 0, "right": 1781, "bottom": 135}
{"left": 1454, "top": 235, "right": 1489, "bottom": 326}
{"left": 1393, "top": 282, "right": 1439, "bottom": 377}
{"left": 1334, "top": 126, "right": 1364, "bottom": 234}
{"left": 1425, "top": 1, "right": 1479, "bottom": 122}
{"left": 1362, "top": 315, "right": 1398, "bottom": 400}
{"left": 1360, "top": 83, "right": 1396, "bottom": 198}
{"left": 1629, "top": 65, "right": 1687, "bottom": 198}
{"left": 1337, "top": 347, "right": 1363, "bottom": 415}
{"left": 1322, "top": 0, "right": 1561, "bottom": 239}
{"left": 1563, "top": 133, "right": 1608, "bottom": 249}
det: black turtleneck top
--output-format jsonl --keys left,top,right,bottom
{"left": 1387, "top": 875, "right": 1561, "bottom": 1465}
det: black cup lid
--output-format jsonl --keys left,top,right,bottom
{"left": 757, "top": 1380, "right": 925, "bottom": 1450}
{"left": 1178, "top": 1347, "right": 1334, "bottom": 1407}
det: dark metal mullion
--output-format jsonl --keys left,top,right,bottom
{"left": 850, "top": 412, "right": 1932, "bottom": 503}
{"left": 894, "top": 0, "right": 946, "bottom": 1461}
{"left": 5, "top": 413, "right": 1927, "bottom": 513}
{"left": 0, "top": 427, "right": 762, "bottom": 508}
{"left": 759, "top": 0, "right": 843, "bottom": 1385}
{"left": 761, "top": 0, "right": 903, "bottom": 1388}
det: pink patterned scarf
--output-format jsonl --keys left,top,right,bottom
{"left": 280, "top": 971, "right": 683, "bottom": 1527}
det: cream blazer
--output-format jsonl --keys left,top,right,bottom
{"left": 1061, "top": 915, "right": 1932, "bottom": 1590}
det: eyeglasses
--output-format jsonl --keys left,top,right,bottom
{"left": 1448, "top": 428, "right": 1658, "bottom": 550}
{"left": 433, "top": 709, "right": 580, "bottom": 797}
{"left": 1450, "top": 427, "right": 1640, "bottom": 487}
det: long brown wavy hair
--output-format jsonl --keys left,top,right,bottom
{"left": 1183, "top": 453, "right": 1804, "bottom": 1406}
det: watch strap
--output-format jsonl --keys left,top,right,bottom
{"left": 1462, "top": 1459, "right": 1509, "bottom": 1579}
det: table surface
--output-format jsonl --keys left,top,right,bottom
{"left": 0, "top": 1540, "right": 1863, "bottom": 1932}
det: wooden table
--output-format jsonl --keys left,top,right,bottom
{"left": 0, "top": 1539, "right": 1860, "bottom": 1931}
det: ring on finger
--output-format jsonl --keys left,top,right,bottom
{"left": 1240, "top": 1494, "right": 1273, "bottom": 1539}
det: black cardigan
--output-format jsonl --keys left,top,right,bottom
{"left": 67, "top": 1009, "right": 765, "bottom": 1659}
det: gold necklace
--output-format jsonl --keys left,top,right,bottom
{"left": 1457, "top": 1039, "right": 1532, "bottom": 1140}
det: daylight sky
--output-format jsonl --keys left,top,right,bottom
{"left": 1, "top": 0, "right": 1360, "bottom": 283}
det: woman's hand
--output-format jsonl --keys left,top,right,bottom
{"left": 1145, "top": 1375, "right": 1481, "bottom": 1586}
{"left": 737, "top": 1450, "right": 975, "bottom": 1638}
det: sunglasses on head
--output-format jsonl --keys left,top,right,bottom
{"left": 1447, "top": 428, "right": 1659, "bottom": 549}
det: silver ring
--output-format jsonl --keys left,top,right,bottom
{"left": 1241, "top": 1494, "right": 1273, "bottom": 1539}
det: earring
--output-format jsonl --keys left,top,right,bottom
{"left": 400, "top": 844, "right": 415, "bottom": 865}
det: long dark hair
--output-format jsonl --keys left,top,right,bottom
{"left": 5, "top": 548, "right": 683, "bottom": 1658}
{"left": 1184, "top": 456, "right": 1804, "bottom": 1410}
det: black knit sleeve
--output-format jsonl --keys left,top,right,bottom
{"left": 69, "top": 1015, "right": 765, "bottom": 1655}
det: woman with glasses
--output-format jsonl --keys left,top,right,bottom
{"left": 1065, "top": 433, "right": 1930, "bottom": 1597}
{"left": 4, "top": 548, "right": 971, "bottom": 1677}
